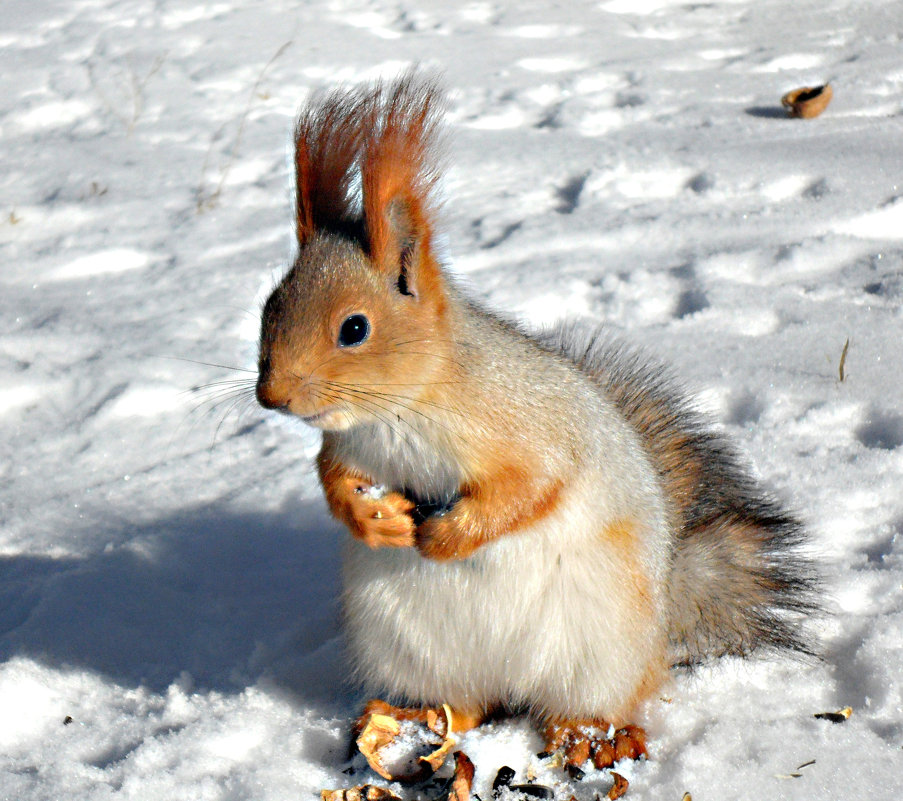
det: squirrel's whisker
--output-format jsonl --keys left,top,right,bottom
{"left": 327, "top": 380, "right": 467, "bottom": 423}
{"left": 163, "top": 355, "right": 256, "bottom": 373}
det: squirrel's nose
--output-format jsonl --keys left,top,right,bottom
{"left": 256, "top": 378, "right": 291, "bottom": 412}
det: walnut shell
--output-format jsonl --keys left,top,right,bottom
{"left": 356, "top": 704, "right": 456, "bottom": 782}
{"left": 781, "top": 84, "right": 833, "bottom": 119}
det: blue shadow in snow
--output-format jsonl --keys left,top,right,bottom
{"left": 0, "top": 498, "right": 352, "bottom": 713}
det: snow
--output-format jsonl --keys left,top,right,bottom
{"left": 2, "top": 0, "right": 903, "bottom": 799}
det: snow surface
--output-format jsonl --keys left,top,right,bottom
{"left": 2, "top": 0, "right": 903, "bottom": 799}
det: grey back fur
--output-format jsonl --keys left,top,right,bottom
{"left": 539, "top": 321, "right": 818, "bottom": 666}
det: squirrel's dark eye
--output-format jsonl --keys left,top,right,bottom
{"left": 338, "top": 314, "right": 370, "bottom": 348}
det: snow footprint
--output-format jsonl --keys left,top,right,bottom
{"left": 725, "top": 389, "right": 765, "bottom": 427}
{"left": 856, "top": 409, "right": 903, "bottom": 451}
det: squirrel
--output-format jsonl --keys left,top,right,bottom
{"left": 255, "top": 74, "right": 816, "bottom": 770}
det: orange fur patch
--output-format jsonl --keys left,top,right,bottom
{"left": 601, "top": 518, "right": 654, "bottom": 615}
{"left": 417, "top": 471, "right": 564, "bottom": 561}
{"left": 358, "top": 77, "right": 448, "bottom": 315}
{"left": 618, "top": 653, "right": 668, "bottom": 720}
{"left": 598, "top": 519, "right": 669, "bottom": 716}
{"left": 293, "top": 87, "right": 372, "bottom": 244}
{"left": 361, "top": 78, "right": 442, "bottom": 266}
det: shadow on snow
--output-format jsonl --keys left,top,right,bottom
{"left": 0, "top": 498, "right": 353, "bottom": 713}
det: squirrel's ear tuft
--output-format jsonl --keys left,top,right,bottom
{"left": 294, "top": 87, "right": 372, "bottom": 246}
{"left": 362, "top": 74, "right": 444, "bottom": 294}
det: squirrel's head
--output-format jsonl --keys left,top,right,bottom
{"left": 256, "top": 74, "right": 452, "bottom": 431}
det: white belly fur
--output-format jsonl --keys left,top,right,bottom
{"left": 341, "top": 478, "right": 670, "bottom": 720}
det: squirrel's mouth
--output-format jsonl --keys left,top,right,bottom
{"left": 300, "top": 408, "right": 333, "bottom": 424}
{"left": 299, "top": 406, "right": 352, "bottom": 431}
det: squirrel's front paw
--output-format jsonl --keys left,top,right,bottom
{"left": 416, "top": 514, "right": 478, "bottom": 561}
{"left": 348, "top": 484, "right": 416, "bottom": 549}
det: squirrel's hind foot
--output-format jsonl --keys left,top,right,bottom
{"left": 541, "top": 719, "right": 647, "bottom": 769}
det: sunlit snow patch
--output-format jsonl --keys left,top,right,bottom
{"left": 14, "top": 99, "right": 92, "bottom": 130}
{"left": 836, "top": 198, "right": 903, "bottom": 240}
{"left": 303, "top": 61, "right": 411, "bottom": 83}
{"left": 600, "top": 0, "right": 682, "bottom": 13}
{"left": 752, "top": 53, "right": 824, "bottom": 72}
{"left": 106, "top": 384, "right": 187, "bottom": 418}
{"left": 0, "top": 384, "right": 43, "bottom": 416}
{"left": 504, "top": 25, "right": 582, "bottom": 38}
{"left": 459, "top": 3, "right": 495, "bottom": 23}
{"left": 760, "top": 175, "right": 812, "bottom": 203}
{"left": 517, "top": 281, "right": 592, "bottom": 326}
{"left": 0, "top": 661, "right": 61, "bottom": 749}
{"left": 517, "top": 56, "right": 588, "bottom": 73}
{"left": 52, "top": 248, "right": 151, "bottom": 280}
{"left": 160, "top": 2, "right": 231, "bottom": 27}
{"left": 329, "top": 11, "right": 402, "bottom": 39}
{"left": 465, "top": 108, "right": 528, "bottom": 130}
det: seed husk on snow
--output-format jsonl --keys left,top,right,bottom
{"left": 814, "top": 706, "right": 852, "bottom": 724}
{"left": 838, "top": 338, "right": 850, "bottom": 382}
{"left": 565, "top": 763, "right": 585, "bottom": 781}
{"left": 507, "top": 784, "right": 554, "bottom": 800}
{"left": 492, "top": 766, "right": 516, "bottom": 797}
{"left": 321, "top": 786, "right": 401, "bottom": 801}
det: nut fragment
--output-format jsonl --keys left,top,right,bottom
{"left": 357, "top": 714, "right": 402, "bottom": 780}
{"left": 356, "top": 705, "right": 456, "bottom": 782}
{"left": 781, "top": 84, "right": 833, "bottom": 118}
{"left": 448, "top": 752, "right": 476, "bottom": 801}
{"left": 420, "top": 706, "right": 456, "bottom": 772}
{"left": 607, "top": 772, "right": 629, "bottom": 800}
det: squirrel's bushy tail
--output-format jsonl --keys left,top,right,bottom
{"left": 545, "top": 324, "right": 818, "bottom": 666}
